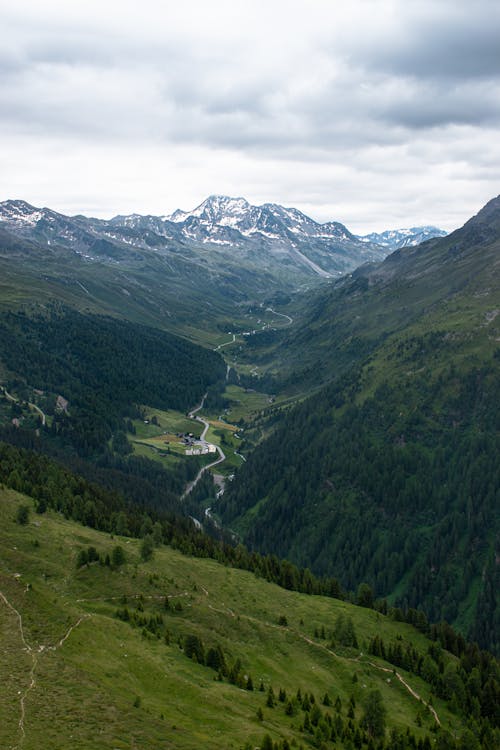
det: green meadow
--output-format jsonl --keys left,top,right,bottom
{"left": 0, "top": 487, "right": 465, "bottom": 750}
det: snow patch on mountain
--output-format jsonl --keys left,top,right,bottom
{"left": 1, "top": 195, "right": 427, "bottom": 280}
{"left": 0, "top": 199, "right": 45, "bottom": 226}
{"left": 358, "top": 226, "right": 447, "bottom": 250}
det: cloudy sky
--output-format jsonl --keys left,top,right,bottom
{"left": 1, "top": 0, "right": 499, "bottom": 233}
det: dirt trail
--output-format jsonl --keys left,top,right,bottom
{"left": 294, "top": 632, "right": 440, "bottom": 725}
{"left": 45, "top": 615, "right": 90, "bottom": 652}
{"left": 0, "top": 588, "right": 92, "bottom": 748}
{"left": 0, "top": 589, "right": 36, "bottom": 749}
{"left": 193, "top": 585, "right": 440, "bottom": 727}
{"left": 366, "top": 662, "right": 440, "bottom": 726}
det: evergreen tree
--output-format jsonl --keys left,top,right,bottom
{"left": 140, "top": 535, "right": 154, "bottom": 561}
{"left": 361, "top": 690, "right": 386, "bottom": 739}
{"left": 15, "top": 504, "right": 30, "bottom": 525}
{"left": 111, "top": 545, "right": 126, "bottom": 567}
{"left": 266, "top": 685, "right": 275, "bottom": 708}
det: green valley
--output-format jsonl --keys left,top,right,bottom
{"left": 0, "top": 193, "right": 499, "bottom": 749}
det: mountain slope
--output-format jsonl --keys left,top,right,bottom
{"left": 0, "top": 197, "right": 449, "bottom": 347}
{"left": 1, "top": 485, "right": 498, "bottom": 749}
{"left": 218, "top": 196, "right": 500, "bottom": 652}
{"left": 260, "top": 195, "right": 500, "bottom": 386}
{"left": 0, "top": 196, "right": 386, "bottom": 344}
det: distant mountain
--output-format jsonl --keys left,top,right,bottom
{"left": 1, "top": 197, "right": 448, "bottom": 283}
{"left": 0, "top": 196, "right": 390, "bottom": 304}
{"left": 0, "top": 196, "right": 452, "bottom": 345}
{"left": 358, "top": 225, "right": 447, "bottom": 250}
{"left": 114, "top": 194, "right": 386, "bottom": 277}
{"left": 0, "top": 195, "right": 393, "bottom": 343}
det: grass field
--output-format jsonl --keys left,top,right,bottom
{"left": 222, "top": 385, "right": 273, "bottom": 424}
{"left": 0, "top": 487, "right": 465, "bottom": 750}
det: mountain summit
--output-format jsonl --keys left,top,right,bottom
{"left": 168, "top": 195, "right": 252, "bottom": 225}
{"left": 167, "top": 194, "right": 354, "bottom": 239}
{"left": 167, "top": 194, "right": 368, "bottom": 246}
{"left": 359, "top": 225, "right": 447, "bottom": 250}
{"left": 0, "top": 195, "right": 448, "bottom": 286}
{"left": 159, "top": 194, "right": 386, "bottom": 277}
{"left": 165, "top": 195, "right": 446, "bottom": 253}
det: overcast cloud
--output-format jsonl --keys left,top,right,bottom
{"left": 0, "top": 0, "right": 499, "bottom": 232}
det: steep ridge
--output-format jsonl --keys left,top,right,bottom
{"left": 262, "top": 195, "right": 500, "bottom": 385}
{"left": 218, "top": 196, "right": 500, "bottom": 652}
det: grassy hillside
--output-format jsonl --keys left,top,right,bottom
{"left": 250, "top": 196, "right": 500, "bottom": 389}
{"left": 1, "top": 487, "right": 498, "bottom": 750}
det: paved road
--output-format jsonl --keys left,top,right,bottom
{"left": 265, "top": 307, "right": 294, "bottom": 325}
{"left": 181, "top": 444, "right": 226, "bottom": 500}
{"left": 214, "top": 333, "right": 236, "bottom": 352}
{"left": 182, "top": 393, "right": 226, "bottom": 500}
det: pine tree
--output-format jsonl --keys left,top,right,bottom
{"left": 361, "top": 690, "right": 386, "bottom": 739}
{"left": 266, "top": 685, "right": 275, "bottom": 708}
{"left": 16, "top": 504, "right": 30, "bottom": 525}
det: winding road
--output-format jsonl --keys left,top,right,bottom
{"left": 1, "top": 386, "right": 46, "bottom": 427}
{"left": 183, "top": 308, "right": 290, "bottom": 499}
{"left": 214, "top": 333, "right": 236, "bottom": 352}
{"left": 181, "top": 394, "right": 226, "bottom": 500}
{"left": 265, "top": 307, "right": 294, "bottom": 325}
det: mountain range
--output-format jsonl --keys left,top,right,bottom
{"left": 0, "top": 195, "right": 446, "bottom": 281}
{"left": 359, "top": 226, "right": 447, "bottom": 250}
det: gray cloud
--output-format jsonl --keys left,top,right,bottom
{"left": 350, "top": 4, "right": 500, "bottom": 81}
{"left": 0, "top": 1, "right": 499, "bottom": 232}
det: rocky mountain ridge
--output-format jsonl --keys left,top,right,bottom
{"left": 0, "top": 195, "right": 446, "bottom": 280}
{"left": 359, "top": 225, "right": 447, "bottom": 250}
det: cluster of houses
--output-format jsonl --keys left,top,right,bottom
{"left": 178, "top": 431, "right": 195, "bottom": 445}
{"left": 178, "top": 431, "right": 217, "bottom": 457}
{"left": 185, "top": 445, "right": 217, "bottom": 456}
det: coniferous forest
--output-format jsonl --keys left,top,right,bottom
{"left": 219, "top": 359, "right": 500, "bottom": 653}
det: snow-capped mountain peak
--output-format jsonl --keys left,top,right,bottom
{"left": 156, "top": 195, "right": 387, "bottom": 274}
{"left": 168, "top": 195, "right": 251, "bottom": 226}
{"left": 1, "top": 195, "right": 445, "bottom": 282}
{"left": 0, "top": 199, "right": 46, "bottom": 226}
{"left": 164, "top": 195, "right": 358, "bottom": 243}
{"left": 358, "top": 226, "right": 447, "bottom": 250}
